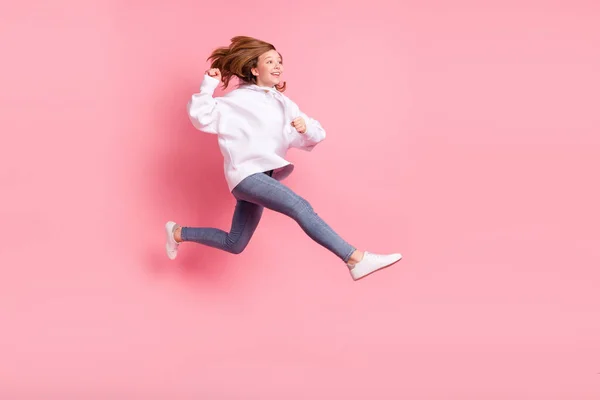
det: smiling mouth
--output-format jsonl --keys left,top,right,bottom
{"left": 271, "top": 72, "right": 281, "bottom": 76}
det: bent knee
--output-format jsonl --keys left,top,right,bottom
{"left": 289, "top": 198, "right": 315, "bottom": 219}
{"left": 227, "top": 240, "right": 249, "bottom": 255}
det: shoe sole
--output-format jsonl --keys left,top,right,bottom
{"left": 352, "top": 256, "right": 403, "bottom": 281}
{"left": 165, "top": 221, "right": 178, "bottom": 260}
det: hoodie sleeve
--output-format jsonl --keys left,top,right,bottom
{"left": 286, "top": 98, "right": 327, "bottom": 152}
{"left": 187, "top": 74, "right": 221, "bottom": 135}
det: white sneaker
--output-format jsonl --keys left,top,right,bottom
{"left": 348, "top": 251, "right": 402, "bottom": 281}
{"left": 165, "top": 221, "right": 180, "bottom": 260}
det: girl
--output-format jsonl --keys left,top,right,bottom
{"left": 165, "top": 36, "right": 402, "bottom": 280}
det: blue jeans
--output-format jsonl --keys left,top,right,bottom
{"left": 181, "top": 171, "right": 356, "bottom": 262}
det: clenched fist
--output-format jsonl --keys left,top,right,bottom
{"left": 291, "top": 117, "right": 307, "bottom": 134}
{"left": 205, "top": 68, "right": 222, "bottom": 81}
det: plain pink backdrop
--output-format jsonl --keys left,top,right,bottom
{"left": 1, "top": 0, "right": 599, "bottom": 398}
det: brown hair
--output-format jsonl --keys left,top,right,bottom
{"left": 207, "top": 36, "right": 286, "bottom": 92}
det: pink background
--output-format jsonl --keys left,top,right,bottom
{"left": 1, "top": 0, "right": 599, "bottom": 398}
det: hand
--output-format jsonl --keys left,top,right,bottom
{"left": 205, "top": 68, "right": 222, "bottom": 81}
{"left": 291, "top": 117, "right": 307, "bottom": 134}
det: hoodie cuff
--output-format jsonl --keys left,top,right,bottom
{"left": 200, "top": 74, "right": 220, "bottom": 94}
{"left": 302, "top": 116, "right": 317, "bottom": 140}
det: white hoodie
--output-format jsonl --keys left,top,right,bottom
{"left": 187, "top": 74, "right": 326, "bottom": 191}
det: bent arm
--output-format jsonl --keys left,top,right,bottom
{"left": 187, "top": 74, "right": 221, "bottom": 134}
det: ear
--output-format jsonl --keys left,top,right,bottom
{"left": 251, "top": 68, "right": 258, "bottom": 76}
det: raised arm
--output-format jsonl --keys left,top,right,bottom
{"left": 187, "top": 70, "right": 222, "bottom": 134}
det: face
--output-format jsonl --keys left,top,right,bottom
{"left": 251, "top": 49, "right": 284, "bottom": 88}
